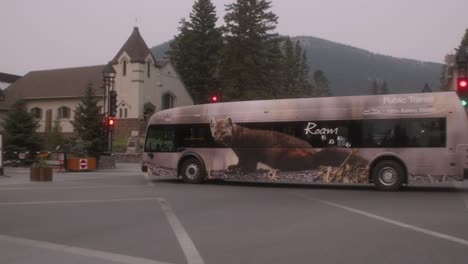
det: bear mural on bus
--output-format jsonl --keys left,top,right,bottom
{"left": 209, "top": 117, "right": 370, "bottom": 184}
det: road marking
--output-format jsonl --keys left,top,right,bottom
{"left": 0, "top": 185, "right": 150, "bottom": 191}
{"left": 0, "top": 197, "right": 159, "bottom": 206}
{"left": 0, "top": 234, "right": 173, "bottom": 264}
{"left": 296, "top": 193, "right": 468, "bottom": 247}
{"left": 143, "top": 173, "right": 205, "bottom": 264}
{"left": 157, "top": 198, "right": 205, "bottom": 264}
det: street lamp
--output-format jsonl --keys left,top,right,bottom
{"left": 102, "top": 63, "right": 116, "bottom": 153}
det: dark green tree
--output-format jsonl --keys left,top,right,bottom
{"left": 314, "top": 70, "right": 331, "bottom": 97}
{"left": 46, "top": 119, "right": 66, "bottom": 151}
{"left": 297, "top": 42, "right": 314, "bottom": 97}
{"left": 381, "top": 81, "right": 389, "bottom": 94}
{"left": 167, "top": 0, "right": 222, "bottom": 104}
{"left": 439, "top": 54, "right": 454, "bottom": 91}
{"left": 2, "top": 99, "right": 42, "bottom": 159}
{"left": 459, "top": 28, "right": 468, "bottom": 48}
{"left": 369, "top": 80, "right": 379, "bottom": 95}
{"left": 439, "top": 63, "right": 449, "bottom": 91}
{"left": 422, "top": 83, "right": 432, "bottom": 93}
{"left": 280, "top": 39, "right": 314, "bottom": 98}
{"left": 220, "top": 0, "right": 281, "bottom": 101}
{"left": 280, "top": 37, "right": 297, "bottom": 98}
{"left": 71, "top": 83, "right": 105, "bottom": 157}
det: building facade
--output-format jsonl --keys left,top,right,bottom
{"left": 0, "top": 72, "right": 21, "bottom": 122}
{"left": 1, "top": 27, "right": 193, "bottom": 139}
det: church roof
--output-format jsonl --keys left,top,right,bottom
{"left": 110, "top": 27, "right": 156, "bottom": 65}
{"left": 156, "top": 59, "right": 170, "bottom": 68}
{"left": 1, "top": 65, "right": 105, "bottom": 109}
{"left": 0, "top": 72, "right": 22, "bottom": 84}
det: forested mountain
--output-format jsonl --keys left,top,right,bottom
{"left": 151, "top": 36, "right": 442, "bottom": 96}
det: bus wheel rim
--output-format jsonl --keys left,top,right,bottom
{"left": 185, "top": 164, "right": 199, "bottom": 180}
{"left": 379, "top": 167, "right": 398, "bottom": 186}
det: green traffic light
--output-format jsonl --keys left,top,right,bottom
{"left": 462, "top": 100, "right": 468, "bottom": 107}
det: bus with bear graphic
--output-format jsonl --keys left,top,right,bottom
{"left": 142, "top": 92, "right": 468, "bottom": 191}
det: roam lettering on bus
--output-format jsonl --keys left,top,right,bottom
{"left": 304, "top": 122, "right": 339, "bottom": 135}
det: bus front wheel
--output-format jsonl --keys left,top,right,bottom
{"left": 180, "top": 158, "right": 205, "bottom": 184}
{"left": 372, "top": 160, "right": 405, "bottom": 191}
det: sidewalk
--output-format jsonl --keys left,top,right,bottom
{"left": 0, "top": 163, "right": 141, "bottom": 186}
{"left": 0, "top": 167, "right": 32, "bottom": 185}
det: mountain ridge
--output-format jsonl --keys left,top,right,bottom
{"left": 150, "top": 35, "right": 442, "bottom": 96}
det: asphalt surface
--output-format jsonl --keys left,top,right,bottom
{"left": 0, "top": 164, "right": 467, "bottom": 264}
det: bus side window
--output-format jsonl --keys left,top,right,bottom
{"left": 161, "top": 128, "right": 176, "bottom": 152}
{"left": 361, "top": 118, "right": 445, "bottom": 148}
{"left": 144, "top": 125, "right": 177, "bottom": 152}
{"left": 144, "top": 125, "right": 159, "bottom": 152}
{"left": 178, "top": 125, "right": 216, "bottom": 148}
{"left": 362, "top": 119, "right": 398, "bottom": 148}
{"left": 402, "top": 118, "right": 446, "bottom": 147}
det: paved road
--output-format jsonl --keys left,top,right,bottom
{"left": 0, "top": 164, "right": 467, "bottom": 264}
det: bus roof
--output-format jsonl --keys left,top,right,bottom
{"left": 149, "top": 92, "right": 462, "bottom": 124}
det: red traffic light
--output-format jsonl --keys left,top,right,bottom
{"left": 107, "top": 117, "right": 115, "bottom": 127}
{"left": 456, "top": 78, "right": 468, "bottom": 107}
{"left": 209, "top": 90, "right": 222, "bottom": 103}
{"left": 458, "top": 78, "right": 468, "bottom": 91}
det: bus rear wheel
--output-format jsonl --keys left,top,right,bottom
{"left": 180, "top": 158, "right": 205, "bottom": 184}
{"left": 372, "top": 160, "right": 405, "bottom": 191}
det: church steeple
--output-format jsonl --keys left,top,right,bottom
{"left": 110, "top": 27, "right": 155, "bottom": 64}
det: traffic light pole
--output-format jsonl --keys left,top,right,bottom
{"left": 103, "top": 64, "right": 116, "bottom": 154}
{"left": 108, "top": 129, "right": 112, "bottom": 154}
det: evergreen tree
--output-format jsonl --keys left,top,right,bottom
{"left": 439, "top": 63, "right": 448, "bottom": 91}
{"left": 280, "top": 37, "right": 297, "bottom": 98}
{"left": 298, "top": 44, "right": 314, "bottom": 97}
{"left": 71, "top": 83, "right": 105, "bottom": 157}
{"left": 47, "top": 119, "right": 66, "bottom": 151}
{"left": 263, "top": 34, "right": 284, "bottom": 99}
{"left": 459, "top": 28, "right": 468, "bottom": 48}
{"left": 167, "top": 0, "right": 222, "bottom": 104}
{"left": 220, "top": 0, "right": 280, "bottom": 101}
{"left": 369, "top": 80, "right": 379, "bottom": 95}
{"left": 278, "top": 38, "right": 314, "bottom": 98}
{"left": 439, "top": 54, "right": 454, "bottom": 91}
{"left": 314, "top": 70, "right": 331, "bottom": 97}
{"left": 381, "top": 81, "right": 389, "bottom": 94}
{"left": 422, "top": 83, "right": 432, "bottom": 93}
{"left": 2, "top": 99, "right": 42, "bottom": 160}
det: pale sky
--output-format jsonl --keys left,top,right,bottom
{"left": 1, "top": 0, "right": 467, "bottom": 75}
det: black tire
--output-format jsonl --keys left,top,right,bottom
{"left": 372, "top": 160, "right": 405, "bottom": 191}
{"left": 180, "top": 158, "right": 205, "bottom": 184}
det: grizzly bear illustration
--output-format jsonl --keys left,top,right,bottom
{"left": 210, "top": 117, "right": 366, "bottom": 173}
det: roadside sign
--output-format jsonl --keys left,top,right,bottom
{"left": 79, "top": 159, "right": 88, "bottom": 170}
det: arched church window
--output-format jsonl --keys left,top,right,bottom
{"left": 162, "top": 93, "right": 175, "bottom": 110}
{"left": 57, "top": 106, "right": 71, "bottom": 119}
{"left": 147, "top": 61, "right": 151, "bottom": 78}
{"left": 30, "top": 107, "right": 42, "bottom": 119}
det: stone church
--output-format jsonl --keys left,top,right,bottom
{"left": 1, "top": 27, "right": 193, "bottom": 139}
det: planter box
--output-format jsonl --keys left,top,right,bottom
{"left": 67, "top": 157, "right": 96, "bottom": 172}
{"left": 30, "top": 167, "right": 53, "bottom": 182}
